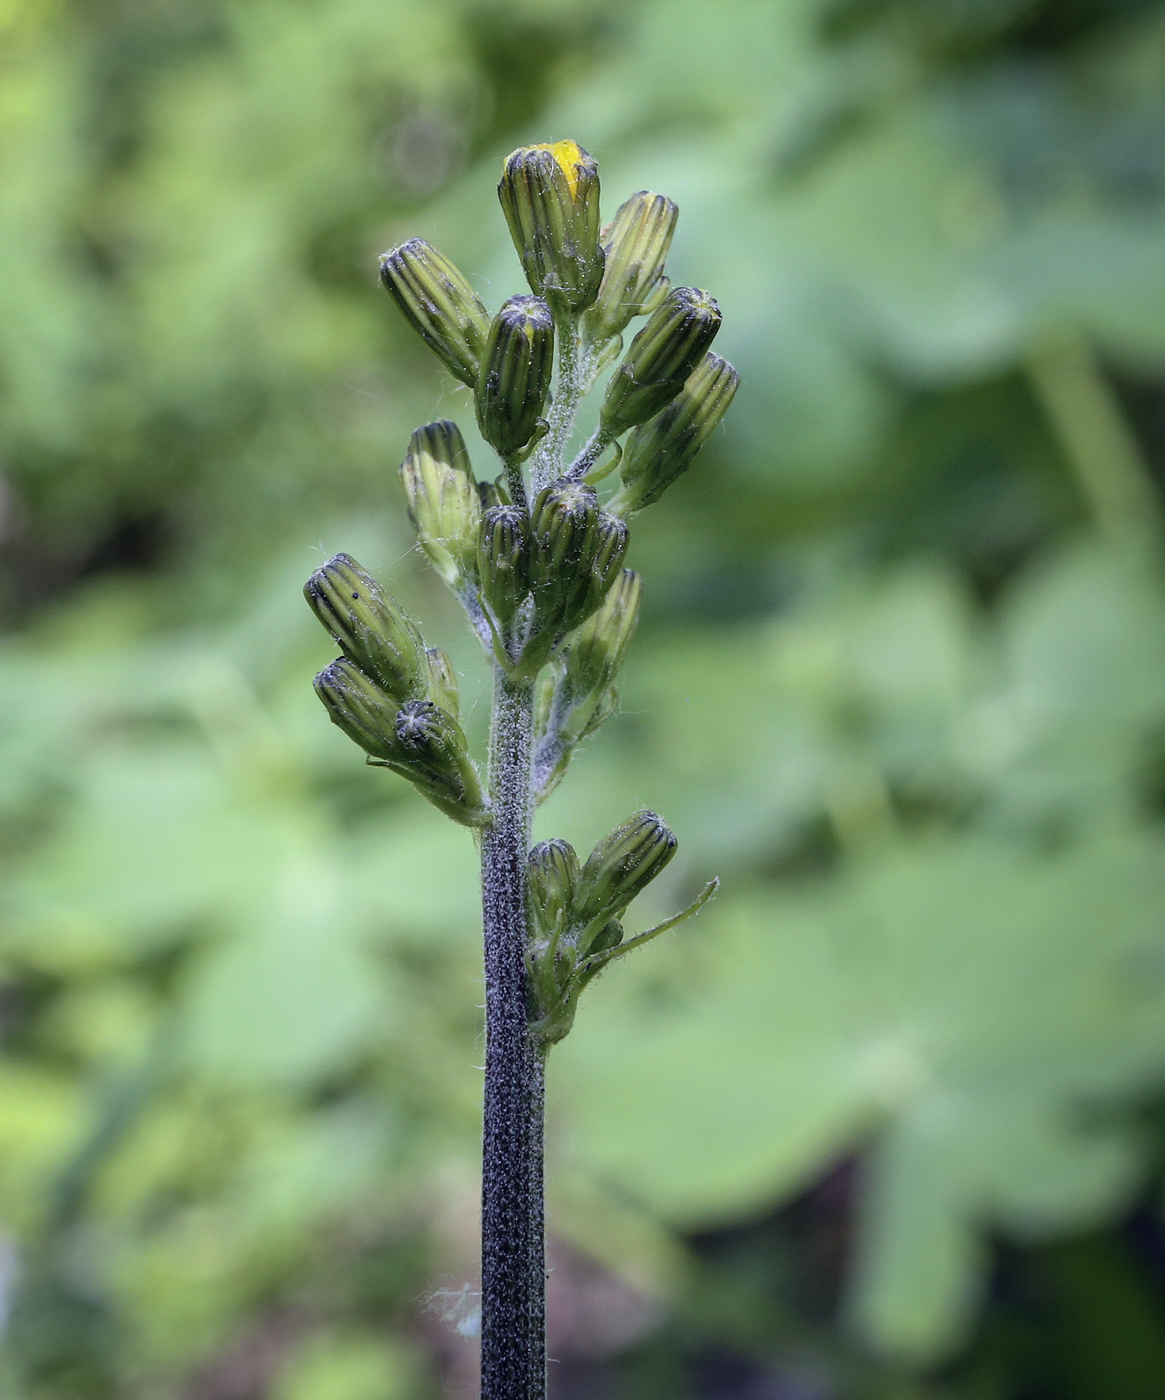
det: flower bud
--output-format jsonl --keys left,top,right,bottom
{"left": 574, "top": 810, "right": 678, "bottom": 923}
{"left": 498, "top": 140, "right": 605, "bottom": 315}
{"left": 314, "top": 656, "right": 401, "bottom": 763}
{"left": 557, "top": 511, "right": 629, "bottom": 635}
{"left": 476, "top": 295, "right": 554, "bottom": 457}
{"left": 424, "top": 647, "right": 460, "bottom": 721}
{"left": 612, "top": 353, "right": 739, "bottom": 515}
{"left": 527, "top": 838, "right": 579, "bottom": 934}
{"left": 564, "top": 569, "right": 642, "bottom": 697}
{"left": 304, "top": 554, "right": 426, "bottom": 701}
{"left": 528, "top": 479, "right": 599, "bottom": 588}
{"left": 527, "top": 481, "right": 629, "bottom": 643}
{"left": 399, "top": 420, "right": 481, "bottom": 591}
{"left": 394, "top": 698, "right": 486, "bottom": 818}
{"left": 585, "top": 191, "right": 678, "bottom": 343}
{"left": 477, "top": 504, "right": 530, "bottom": 627}
{"left": 378, "top": 238, "right": 491, "bottom": 388}
{"left": 599, "top": 287, "right": 722, "bottom": 438}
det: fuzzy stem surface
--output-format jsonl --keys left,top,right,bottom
{"left": 479, "top": 668, "right": 545, "bottom": 1400}
{"left": 531, "top": 314, "right": 582, "bottom": 494}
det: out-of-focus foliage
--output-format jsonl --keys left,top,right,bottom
{"left": 3, "top": 0, "right": 1165, "bottom": 1396}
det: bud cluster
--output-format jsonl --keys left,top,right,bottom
{"left": 306, "top": 554, "right": 487, "bottom": 827}
{"left": 525, "top": 811, "right": 678, "bottom": 1043}
{"left": 311, "top": 138, "right": 734, "bottom": 1049}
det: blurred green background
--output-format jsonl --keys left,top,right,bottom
{"left": 3, "top": 0, "right": 1165, "bottom": 1395}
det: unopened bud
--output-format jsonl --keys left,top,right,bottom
{"left": 424, "top": 647, "right": 460, "bottom": 721}
{"left": 304, "top": 554, "right": 425, "bottom": 701}
{"left": 498, "top": 140, "right": 604, "bottom": 315}
{"left": 558, "top": 511, "right": 628, "bottom": 635}
{"left": 600, "top": 286, "right": 721, "bottom": 438}
{"left": 379, "top": 238, "right": 491, "bottom": 388}
{"left": 314, "top": 656, "right": 401, "bottom": 763}
{"left": 585, "top": 191, "right": 678, "bottom": 343}
{"left": 528, "top": 479, "right": 599, "bottom": 586}
{"left": 478, "top": 504, "right": 530, "bottom": 627}
{"left": 564, "top": 569, "right": 642, "bottom": 697}
{"left": 528, "top": 481, "right": 629, "bottom": 640}
{"left": 527, "top": 838, "right": 580, "bottom": 933}
{"left": 394, "top": 698, "right": 485, "bottom": 817}
{"left": 575, "top": 809, "right": 678, "bottom": 923}
{"left": 476, "top": 295, "right": 554, "bottom": 457}
{"left": 399, "top": 420, "right": 481, "bottom": 591}
{"left": 612, "top": 353, "right": 739, "bottom": 515}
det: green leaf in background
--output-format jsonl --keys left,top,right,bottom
{"left": 4, "top": 0, "right": 1165, "bottom": 1392}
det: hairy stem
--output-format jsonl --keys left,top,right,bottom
{"left": 531, "top": 314, "right": 582, "bottom": 494}
{"left": 479, "top": 668, "right": 544, "bottom": 1400}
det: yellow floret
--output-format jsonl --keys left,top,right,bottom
{"left": 533, "top": 139, "right": 585, "bottom": 199}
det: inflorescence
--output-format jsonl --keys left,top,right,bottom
{"left": 306, "top": 138, "right": 737, "bottom": 1045}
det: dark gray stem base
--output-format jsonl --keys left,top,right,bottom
{"left": 479, "top": 670, "right": 545, "bottom": 1400}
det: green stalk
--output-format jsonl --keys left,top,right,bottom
{"left": 531, "top": 314, "right": 583, "bottom": 494}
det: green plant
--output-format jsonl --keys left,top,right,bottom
{"left": 303, "top": 140, "right": 734, "bottom": 1399}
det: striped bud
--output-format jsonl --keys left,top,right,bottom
{"left": 394, "top": 699, "right": 485, "bottom": 819}
{"left": 304, "top": 554, "right": 425, "bottom": 701}
{"left": 599, "top": 287, "right": 722, "bottom": 438}
{"left": 424, "top": 647, "right": 460, "bottom": 721}
{"left": 399, "top": 420, "right": 481, "bottom": 591}
{"left": 528, "top": 479, "right": 599, "bottom": 588}
{"left": 476, "top": 295, "right": 554, "bottom": 457}
{"left": 478, "top": 504, "right": 530, "bottom": 627}
{"left": 612, "top": 353, "right": 739, "bottom": 516}
{"left": 558, "top": 511, "right": 628, "bottom": 635}
{"left": 313, "top": 656, "right": 401, "bottom": 763}
{"left": 498, "top": 140, "right": 605, "bottom": 315}
{"left": 585, "top": 191, "right": 678, "bottom": 343}
{"left": 574, "top": 810, "right": 678, "bottom": 923}
{"left": 378, "top": 238, "right": 490, "bottom": 388}
{"left": 527, "top": 838, "right": 580, "bottom": 934}
{"left": 564, "top": 569, "right": 642, "bottom": 698}
{"left": 528, "top": 480, "right": 629, "bottom": 639}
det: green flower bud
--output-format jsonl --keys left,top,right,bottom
{"left": 399, "top": 420, "right": 481, "bottom": 591}
{"left": 314, "top": 656, "right": 401, "bottom": 763}
{"left": 304, "top": 554, "right": 426, "bottom": 701}
{"left": 612, "top": 353, "right": 740, "bottom": 516}
{"left": 526, "top": 481, "right": 629, "bottom": 643}
{"left": 574, "top": 809, "right": 678, "bottom": 924}
{"left": 599, "top": 286, "right": 722, "bottom": 439}
{"left": 475, "top": 295, "right": 554, "bottom": 458}
{"left": 424, "top": 647, "right": 460, "bottom": 721}
{"left": 394, "top": 698, "right": 486, "bottom": 820}
{"left": 498, "top": 140, "right": 605, "bottom": 315}
{"left": 478, "top": 504, "right": 530, "bottom": 628}
{"left": 527, "top": 837, "right": 579, "bottom": 935}
{"left": 528, "top": 478, "right": 599, "bottom": 587}
{"left": 585, "top": 191, "right": 678, "bottom": 343}
{"left": 564, "top": 569, "right": 642, "bottom": 698}
{"left": 557, "top": 511, "right": 629, "bottom": 635}
{"left": 378, "top": 238, "right": 490, "bottom": 388}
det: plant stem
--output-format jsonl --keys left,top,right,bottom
{"left": 1028, "top": 333, "right": 1162, "bottom": 550}
{"left": 531, "top": 314, "right": 582, "bottom": 494}
{"left": 479, "top": 667, "right": 544, "bottom": 1400}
